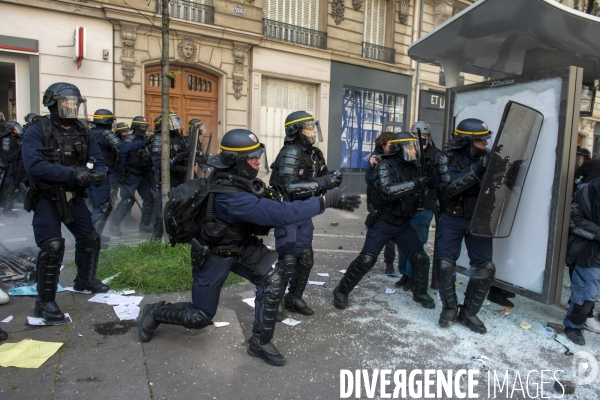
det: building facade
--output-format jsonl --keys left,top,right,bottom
{"left": 0, "top": 0, "right": 597, "bottom": 190}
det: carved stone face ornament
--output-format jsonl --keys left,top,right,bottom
{"left": 178, "top": 37, "right": 197, "bottom": 62}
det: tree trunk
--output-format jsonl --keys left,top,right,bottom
{"left": 160, "top": 0, "right": 171, "bottom": 237}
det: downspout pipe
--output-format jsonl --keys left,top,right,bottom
{"left": 413, "top": 0, "right": 425, "bottom": 124}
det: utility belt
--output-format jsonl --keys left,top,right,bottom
{"left": 126, "top": 166, "right": 150, "bottom": 176}
{"left": 26, "top": 182, "right": 85, "bottom": 224}
{"left": 210, "top": 245, "right": 239, "bottom": 257}
{"left": 441, "top": 195, "right": 477, "bottom": 219}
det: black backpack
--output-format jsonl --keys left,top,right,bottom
{"left": 163, "top": 170, "right": 241, "bottom": 246}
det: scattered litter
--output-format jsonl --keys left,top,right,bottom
{"left": 102, "top": 273, "right": 120, "bottom": 285}
{"left": 331, "top": 222, "right": 339, "bottom": 226}
{"left": 547, "top": 322, "right": 564, "bottom": 334}
{"left": 266, "top": 245, "right": 272, "bottom": 249}
{"left": 470, "top": 354, "right": 489, "bottom": 365}
{"left": 88, "top": 294, "right": 143, "bottom": 306}
{"left": 78, "top": 334, "right": 83, "bottom": 337}
{"left": 282, "top": 318, "right": 301, "bottom": 326}
{"left": 554, "top": 380, "right": 576, "bottom": 395}
{"left": 339, "top": 269, "right": 346, "bottom": 273}
{"left": 242, "top": 298, "right": 255, "bottom": 308}
{"left": 0, "top": 339, "right": 63, "bottom": 368}
{"left": 1, "top": 316, "right": 13, "bottom": 323}
{"left": 536, "top": 325, "right": 556, "bottom": 338}
{"left": 113, "top": 304, "right": 140, "bottom": 321}
{"left": 385, "top": 288, "right": 396, "bottom": 294}
{"left": 499, "top": 307, "right": 514, "bottom": 315}
{"left": 213, "top": 322, "right": 230, "bottom": 328}
{"left": 308, "top": 281, "right": 326, "bottom": 285}
{"left": 9, "top": 284, "right": 65, "bottom": 296}
{"left": 316, "top": 273, "right": 329, "bottom": 277}
{"left": 122, "top": 290, "right": 136, "bottom": 295}
{"left": 520, "top": 321, "right": 532, "bottom": 329}
{"left": 64, "top": 287, "right": 92, "bottom": 294}
{"left": 60, "top": 265, "right": 64, "bottom": 271}
{"left": 42, "top": 374, "right": 46, "bottom": 382}
{"left": 554, "top": 335, "right": 574, "bottom": 356}
{"left": 27, "top": 313, "right": 72, "bottom": 326}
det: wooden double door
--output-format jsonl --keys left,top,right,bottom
{"left": 145, "top": 65, "right": 218, "bottom": 155}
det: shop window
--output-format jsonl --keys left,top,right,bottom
{"left": 341, "top": 87, "right": 405, "bottom": 171}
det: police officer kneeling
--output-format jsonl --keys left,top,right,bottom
{"left": 138, "top": 129, "right": 358, "bottom": 366}
{"left": 22, "top": 82, "right": 108, "bottom": 322}
{"left": 435, "top": 118, "right": 495, "bottom": 334}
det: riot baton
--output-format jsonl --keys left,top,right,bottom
{"left": 416, "top": 127, "right": 426, "bottom": 177}
{"left": 185, "top": 125, "right": 199, "bottom": 182}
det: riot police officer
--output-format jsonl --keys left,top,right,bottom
{"left": 0, "top": 121, "right": 24, "bottom": 217}
{"left": 150, "top": 112, "right": 189, "bottom": 237}
{"left": 395, "top": 122, "right": 441, "bottom": 292}
{"left": 270, "top": 111, "right": 345, "bottom": 317}
{"left": 88, "top": 109, "right": 121, "bottom": 237}
{"left": 435, "top": 118, "right": 495, "bottom": 334}
{"left": 333, "top": 132, "right": 435, "bottom": 310}
{"left": 21, "top": 82, "right": 108, "bottom": 322}
{"left": 138, "top": 128, "right": 356, "bottom": 366}
{"left": 115, "top": 122, "right": 132, "bottom": 139}
{"left": 109, "top": 116, "right": 155, "bottom": 235}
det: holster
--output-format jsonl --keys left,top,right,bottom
{"left": 365, "top": 203, "right": 379, "bottom": 229}
{"left": 190, "top": 238, "right": 211, "bottom": 272}
{"left": 20, "top": 181, "right": 38, "bottom": 212}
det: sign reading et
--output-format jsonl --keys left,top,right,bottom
{"left": 421, "top": 91, "right": 445, "bottom": 110}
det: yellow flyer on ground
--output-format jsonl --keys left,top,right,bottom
{"left": 0, "top": 339, "right": 63, "bottom": 368}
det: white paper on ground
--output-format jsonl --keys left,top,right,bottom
{"left": 242, "top": 298, "right": 255, "bottom": 308}
{"left": 316, "top": 273, "right": 329, "bottom": 277}
{"left": 339, "top": 269, "right": 346, "bottom": 273}
{"left": 385, "top": 288, "right": 396, "bottom": 294}
{"left": 308, "top": 281, "right": 325, "bottom": 286}
{"left": 282, "top": 318, "right": 302, "bottom": 326}
{"left": 122, "top": 290, "right": 136, "bottom": 295}
{"left": 64, "top": 287, "right": 92, "bottom": 294}
{"left": 113, "top": 304, "right": 140, "bottom": 321}
{"left": 88, "top": 294, "right": 143, "bottom": 306}
{"left": 213, "top": 322, "right": 230, "bottom": 328}
{"left": 27, "top": 313, "right": 72, "bottom": 326}
{"left": 1, "top": 316, "right": 13, "bottom": 323}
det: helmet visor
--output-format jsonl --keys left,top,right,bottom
{"left": 236, "top": 145, "right": 269, "bottom": 179}
{"left": 402, "top": 141, "right": 420, "bottom": 162}
{"left": 299, "top": 120, "right": 323, "bottom": 144}
{"left": 169, "top": 115, "right": 184, "bottom": 131}
{"left": 57, "top": 96, "right": 87, "bottom": 120}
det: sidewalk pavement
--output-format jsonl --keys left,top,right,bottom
{"left": 0, "top": 205, "right": 599, "bottom": 399}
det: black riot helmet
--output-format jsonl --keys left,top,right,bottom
{"left": 2, "top": 121, "right": 23, "bottom": 137}
{"left": 454, "top": 118, "right": 491, "bottom": 158}
{"left": 42, "top": 82, "right": 87, "bottom": 122}
{"left": 387, "top": 131, "right": 419, "bottom": 163}
{"left": 284, "top": 110, "right": 322, "bottom": 146}
{"left": 210, "top": 128, "right": 268, "bottom": 179}
{"left": 24, "top": 113, "right": 37, "bottom": 124}
{"left": 115, "top": 122, "right": 132, "bottom": 137}
{"left": 154, "top": 111, "right": 183, "bottom": 134}
{"left": 187, "top": 118, "right": 206, "bottom": 137}
{"left": 93, "top": 109, "right": 116, "bottom": 129}
{"left": 131, "top": 116, "right": 149, "bottom": 136}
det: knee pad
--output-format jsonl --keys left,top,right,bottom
{"left": 279, "top": 257, "right": 297, "bottom": 275}
{"left": 435, "top": 259, "right": 456, "bottom": 278}
{"left": 298, "top": 248, "right": 314, "bottom": 270}
{"left": 410, "top": 249, "right": 430, "bottom": 269}
{"left": 39, "top": 238, "right": 65, "bottom": 265}
{"left": 262, "top": 265, "right": 283, "bottom": 303}
{"left": 475, "top": 260, "right": 496, "bottom": 279}
{"left": 356, "top": 253, "right": 377, "bottom": 274}
{"left": 83, "top": 231, "right": 101, "bottom": 252}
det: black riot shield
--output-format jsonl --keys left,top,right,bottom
{"left": 185, "top": 125, "right": 200, "bottom": 182}
{"left": 469, "top": 101, "right": 544, "bottom": 238}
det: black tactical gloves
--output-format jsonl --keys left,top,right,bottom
{"left": 74, "top": 170, "right": 93, "bottom": 188}
{"left": 328, "top": 170, "right": 343, "bottom": 190}
{"left": 324, "top": 188, "right": 361, "bottom": 212}
{"left": 414, "top": 176, "right": 431, "bottom": 190}
{"left": 475, "top": 156, "right": 489, "bottom": 175}
{"left": 90, "top": 170, "right": 106, "bottom": 187}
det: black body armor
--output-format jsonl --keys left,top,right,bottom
{"left": 269, "top": 143, "right": 328, "bottom": 200}
{"left": 373, "top": 159, "right": 420, "bottom": 221}
{"left": 152, "top": 132, "right": 189, "bottom": 176}
{"left": 92, "top": 127, "right": 121, "bottom": 170}
{"left": 34, "top": 117, "right": 88, "bottom": 177}
{"left": 123, "top": 134, "right": 152, "bottom": 173}
{"left": 438, "top": 150, "right": 481, "bottom": 219}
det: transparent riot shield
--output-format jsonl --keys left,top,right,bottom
{"left": 469, "top": 101, "right": 544, "bottom": 237}
{"left": 185, "top": 125, "right": 200, "bottom": 182}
